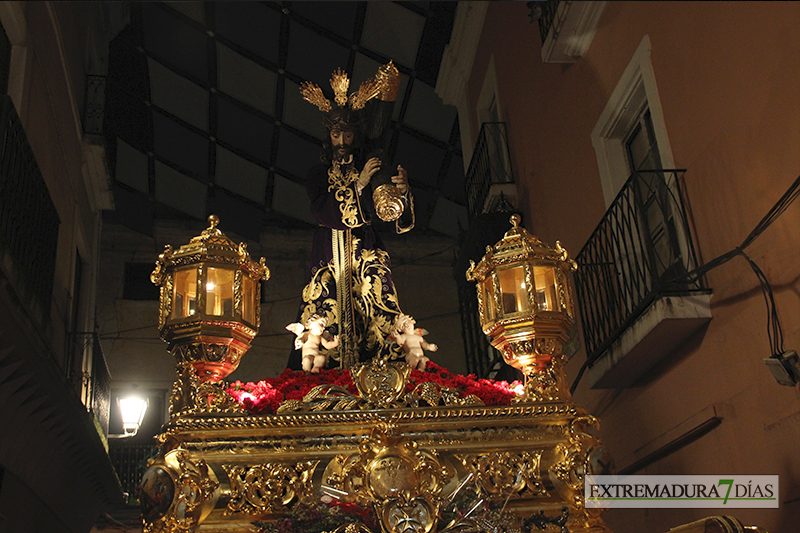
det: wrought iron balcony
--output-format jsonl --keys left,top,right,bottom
{"left": 0, "top": 95, "right": 60, "bottom": 316}
{"left": 574, "top": 170, "right": 710, "bottom": 387}
{"left": 533, "top": 0, "right": 561, "bottom": 44}
{"left": 89, "top": 333, "right": 112, "bottom": 436}
{"left": 465, "top": 122, "right": 514, "bottom": 218}
{"left": 531, "top": 1, "right": 607, "bottom": 63}
{"left": 457, "top": 121, "right": 516, "bottom": 378}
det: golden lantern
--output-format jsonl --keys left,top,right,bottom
{"left": 150, "top": 215, "right": 270, "bottom": 382}
{"left": 466, "top": 214, "right": 576, "bottom": 401}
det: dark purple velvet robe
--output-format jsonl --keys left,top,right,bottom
{"left": 287, "top": 160, "right": 414, "bottom": 370}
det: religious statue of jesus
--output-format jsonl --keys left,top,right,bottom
{"left": 287, "top": 61, "right": 415, "bottom": 370}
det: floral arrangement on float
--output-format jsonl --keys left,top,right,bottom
{"left": 227, "top": 362, "right": 524, "bottom": 415}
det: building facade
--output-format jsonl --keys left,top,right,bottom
{"left": 0, "top": 2, "right": 126, "bottom": 531}
{"left": 438, "top": 2, "right": 800, "bottom": 532}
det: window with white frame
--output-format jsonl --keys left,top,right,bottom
{"left": 591, "top": 35, "right": 691, "bottom": 285}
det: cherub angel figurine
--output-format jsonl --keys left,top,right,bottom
{"left": 392, "top": 314, "right": 438, "bottom": 371}
{"left": 285, "top": 315, "right": 340, "bottom": 373}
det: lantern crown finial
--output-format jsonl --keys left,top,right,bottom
{"left": 208, "top": 214, "right": 219, "bottom": 229}
{"left": 466, "top": 216, "right": 575, "bottom": 283}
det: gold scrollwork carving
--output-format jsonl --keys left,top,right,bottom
{"left": 515, "top": 354, "right": 570, "bottom": 403}
{"left": 551, "top": 416, "right": 601, "bottom": 507}
{"left": 277, "top": 385, "right": 367, "bottom": 414}
{"left": 151, "top": 244, "right": 174, "bottom": 285}
{"left": 352, "top": 357, "right": 410, "bottom": 408}
{"left": 223, "top": 461, "right": 319, "bottom": 514}
{"left": 457, "top": 451, "right": 547, "bottom": 502}
{"left": 404, "top": 381, "right": 483, "bottom": 408}
{"left": 170, "top": 363, "right": 244, "bottom": 417}
{"left": 276, "top": 368, "right": 484, "bottom": 414}
{"left": 159, "top": 273, "right": 174, "bottom": 330}
{"left": 141, "top": 449, "right": 219, "bottom": 533}
{"left": 372, "top": 183, "right": 404, "bottom": 222}
{"left": 324, "top": 524, "right": 374, "bottom": 533}
{"left": 324, "top": 425, "right": 452, "bottom": 533}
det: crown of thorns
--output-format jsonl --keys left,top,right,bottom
{"left": 299, "top": 61, "right": 400, "bottom": 129}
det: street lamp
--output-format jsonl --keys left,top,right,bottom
{"left": 466, "top": 214, "right": 577, "bottom": 401}
{"left": 150, "top": 215, "right": 270, "bottom": 382}
{"left": 118, "top": 396, "right": 148, "bottom": 436}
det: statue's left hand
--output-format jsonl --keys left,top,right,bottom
{"left": 392, "top": 165, "right": 409, "bottom": 194}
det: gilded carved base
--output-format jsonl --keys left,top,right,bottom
{"left": 141, "top": 359, "right": 612, "bottom": 533}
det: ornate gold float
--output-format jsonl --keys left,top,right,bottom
{"left": 140, "top": 216, "right": 613, "bottom": 533}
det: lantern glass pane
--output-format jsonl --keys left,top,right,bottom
{"left": 482, "top": 277, "right": 495, "bottom": 322}
{"left": 172, "top": 268, "right": 197, "bottom": 318}
{"left": 498, "top": 266, "right": 530, "bottom": 315}
{"left": 533, "top": 266, "right": 557, "bottom": 312}
{"left": 206, "top": 267, "right": 234, "bottom": 316}
{"left": 242, "top": 275, "right": 256, "bottom": 324}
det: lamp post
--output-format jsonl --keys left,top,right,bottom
{"left": 466, "top": 214, "right": 577, "bottom": 401}
{"left": 150, "top": 215, "right": 270, "bottom": 383}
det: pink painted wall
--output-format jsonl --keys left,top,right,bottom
{"left": 463, "top": 2, "right": 800, "bottom": 531}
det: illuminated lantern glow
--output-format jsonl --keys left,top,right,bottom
{"left": 151, "top": 215, "right": 270, "bottom": 382}
{"left": 466, "top": 214, "right": 576, "bottom": 401}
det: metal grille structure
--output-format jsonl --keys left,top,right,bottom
{"left": 0, "top": 95, "right": 61, "bottom": 314}
{"left": 91, "top": 334, "right": 112, "bottom": 437}
{"left": 537, "top": 0, "right": 562, "bottom": 44}
{"left": 458, "top": 279, "right": 502, "bottom": 378}
{"left": 458, "top": 124, "right": 515, "bottom": 377}
{"left": 108, "top": 443, "right": 160, "bottom": 504}
{"left": 574, "top": 170, "right": 703, "bottom": 364}
{"left": 465, "top": 122, "right": 513, "bottom": 218}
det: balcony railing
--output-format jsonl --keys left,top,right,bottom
{"left": 574, "top": 170, "right": 704, "bottom": 364}
{"left": 465, "top": 122, "right": 513, "bottom": 218}
{"left": 536, "top": 0, "right": 562, "bottom": 44}
{"left": 90, "top": 334, "right": 112, "bottom": 436}
{"left": 0, "top": 95, "right": 61, "bottom": 314}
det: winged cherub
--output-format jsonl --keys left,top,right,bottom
{"left": 393, "top": 314, "right": 438, "bottom": 371}
{"left": 285, "top": 315, "right": 340, "bottom": 373}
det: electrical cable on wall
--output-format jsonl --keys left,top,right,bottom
{"left": 570, "top": 173, "right": 800, "bottom": 394}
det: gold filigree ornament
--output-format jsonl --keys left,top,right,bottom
{"left": 330, "top": 68, "right": 351, "bottom": 108}
{"left": 300, "top": 81, "right": 333, "bottom": 113}
{"left": 326, "top": 525, "right": 374, "bottom": 533}
{"left": 277, "top": 357, "right": 484, "bottom": 414}
{"left": 350, "top": 77, "right": 381, "bottom": 111}
{"left": 323, "top": 424, "right": 453, "bottom": 533}
{"left": 170, "top": 362, "right": 244, "bottom": 418}
{"left": 140, "top": 449, "right": 220, "bottom": 533}
{"left": 301, "top": 61, "right": 400, "bottom": 113}
{"left": 223, "top": 460, "right": 319, "bottom": 515}
{"left": 457, "top": 451, "right": 548, "bottom": 502}
{"left": 353, "top": 356, "right": 410, "bottom": 408}
{"left": 372, "top": 183, "right": 405, "bottom": 224}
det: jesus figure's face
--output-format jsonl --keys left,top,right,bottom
{"left": 330, "top": 129, "right": 355, "bottom": 161}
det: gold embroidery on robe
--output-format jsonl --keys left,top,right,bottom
{"left": 328, "top": 163, "right": 362, "bottom": 228}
